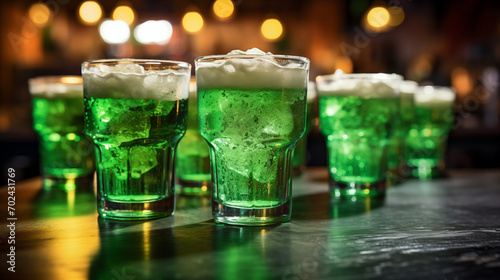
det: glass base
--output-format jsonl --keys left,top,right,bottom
{"left": 178, "top": 179, "right": 211, "bottom": 196}
{"left": 410, "top": 165, "right": 446, "bottom": 180}
{"left": 98, "top": 196, "right": 175, "bottom": 220}
{"left": 213, "top": 200, "right": 290, "bottom": 226}
{"left": 330, "top": 178, "right": 387, "bottom": 198}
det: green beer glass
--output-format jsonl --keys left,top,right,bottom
{"left": 29, "top": 76, "right": 95, "bottom": 190}
{"left": 317, "top": 72, "right": 402, "bottom": 198}
{"left": 176, "top": 78, "right": 211, "bottom": 195}
{"left": 292, "top": 81, "right": 317, "bottom": 175}
{"left": 406, "top": 86, "right": 455, "bottom": 179}
{"left": 196, "top": 49, "right": 309, "bottom": 226}
{"left": 82, "top": 59, "right": 190, "bottom": 220}
{"left": 387, "top": 80, "right": 418, "bottom": 184}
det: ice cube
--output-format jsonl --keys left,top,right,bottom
{"left": 108, "top": 101, "right": 151, "bottom": 144}
{"left": 130, "top": 146, "right": 158, "bottom": 178}
{"left": 99, "top": 146, "right": 128, "bottom": 181}
{"left": 251, "top": 144, "right": 280, "bottom": 186}
{"left": 260, "top": 104, "right": 293, "bottom": 136}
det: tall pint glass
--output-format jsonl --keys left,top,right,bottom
{"left": 196, "top": 49, "right": 310, "bottom": 225}
{"left": 82, "top": 59, "right": 190, "bottom": 220}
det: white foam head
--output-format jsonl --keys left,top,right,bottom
{"left": 316, "top": 70, "right": 402, "bottom": 98}
{"left": 399, "top": 80, "right": 418, "bottom": 102}
{"left": 195, "top": 48, "right": 309, "bottom": 89}
{"left": 414, "top": 86, "right": 456, "bottom": 108}
{"left": 400, "top": 80, "right": 418, "bottom": 94}
{"left": 29, "top": 76, "right": 83, "bottom": 98}
{"left": 82, "top": 59, "right": 191, "bottom": 100}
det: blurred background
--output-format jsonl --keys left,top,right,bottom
{"left": 0, "top": 0, "right": 499, "bottom": 182}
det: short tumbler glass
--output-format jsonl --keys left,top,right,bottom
{"left": 195, "top": 53, "right": 310, "bottom": 226}
{"left": 387, "top": 80, "right": 418, "bottom": 185}
{"left": 317, "top": 72, "right": 402, "bottom": 198}
{"left": 29, "top": 76, "right": 95, "bottom": 190}
{"left": 82, "top": 59, "right": 191, "bottom": 220}
{"left": 405, "top": 86, "right": 455, "bottom": 179}
{"left": 176, "top": 78, "right": 212, "bottom": 195}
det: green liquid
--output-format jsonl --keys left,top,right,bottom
{"left": 176, "top": 94, "right": 211, "bottom": 188}
{"left": 84, "top": 96, "right": 187, "bottom": 218}
{"left": 387, "top": 92, "right": 416, "bottom": 169}
{"left": 405, "top": 105, "right": 453, "bottom": 171}
{"left": 292, "top": 99, "right": 315, "bottom": 171}
{"left": 32, "top": 96, "right": 94, "bottom": 180}
{"left": 198, "top": 88, "right": 306, "bottom": 209}
{"left": 319, "top": 95, "right": 399, "bottom": 185}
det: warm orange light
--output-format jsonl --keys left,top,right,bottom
{"left": 112, "top": 6, "right": 135, "bottom": 25}
{"left": 79, "top": 1, "right": 102, "bottom": 25}
{"left": 29, "top": 3, "right": 51, "bottom": 27}
{"left": 451, "top": 67, "right": 473, "bottom": 97}
{"left": 182, "top": 12, "right": 204, "bottom": 33}
{"left": 261, "top": 18, "right": 283, "bottom": 40}
{"left": 408, "top": 55, "right": 433, "bottom": 81}
{"left": 335, "top": 57, "right": 353, "bottom": 74}
{"left": 213, "top": 0, "right": 234, "bottom": 19}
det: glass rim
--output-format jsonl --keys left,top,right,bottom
{"left": 28, "top": 75, "right": 82, "bottom": 85}
{"left": 82, "top": 58, "right": 191, "bottom": 70}
{"left": 316, "top": 72, "right": 403, "bottom": 83}
{"left": 28, "top": 75, "right": 83, "bottom": 96}
{"left": 195, "top": 54, "right": 310, "bottom": 66}
{"left": 416, "top": 85, "right": 456, "bottom": 95}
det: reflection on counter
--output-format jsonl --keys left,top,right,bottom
{"left": 330, "top": 196, "right": 385, "bottom": 219}
{"left": 214, "top": 225, "right": 274, "bottom": 280}
{"left": 89, "top": 219, "right": 173, "bottom": 280}
{"left": 32, "top": 176, "right": 95, "bottom": 218}
{"left": 176, "top": 195, "right": 210, "bottom": 210}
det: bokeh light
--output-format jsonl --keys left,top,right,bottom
{"left": 452, "top": 67, "right": 473, "bottom": 97}
{"left": 388, "top": 6, "right": 405, "bottom": 27}
{"left": 261, "top": 18, "right": 283, "bottom": 40}
{"left": 335, "top": 56, "right": 353, "bottom": 74}
{"left": 112, "top": 6, "right": 135, "bottom": 26}
{"left": 99, "top": 20, "right": 130, "bottom": 44}
{"left": 182, "top": 12, "right": 204, "bottom": 33}
{"left": 29, "top": 3, "right": 51, "bottom": 27}
{"left": 366, "top": 7, "right": 390, "bottom": 28}
{"left": 79, "top": 1, "right": 102, "bottom": 25}
{"left": 408, "top": 55, "right": 433, "bottom": 81}
{"left": 213, "top": 0, "right": 235, "bottom": 19}
{"left": 134, "top": 20, "right": 173, "bottom": 44}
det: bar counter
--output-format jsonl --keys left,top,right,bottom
{"left": 1, "top": 168, "right": 500, "bottom": 280}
